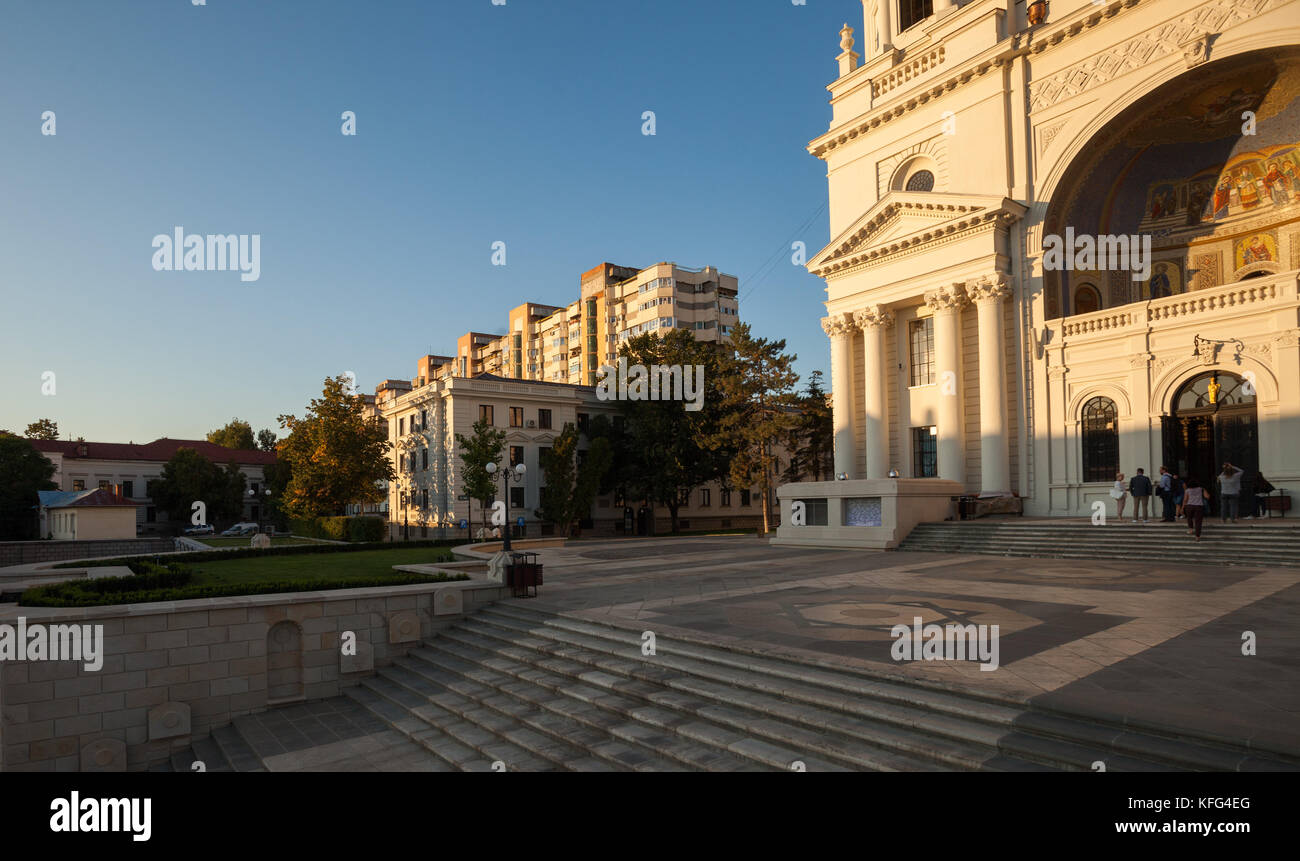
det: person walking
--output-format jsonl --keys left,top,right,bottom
{"left": 1183, "top": 477, "right": 1211, "bottom": 542}
{"left": 1110, "top": 472, "right": 1128, "bottom": 522}
{"left": 1157, "top": 466, "right": 1175, "bottom": 522}
{"left": 1248, "top": 470, "right": 1275, "bottom": 519}
{"left": 1218, "top": 462, "right": 1242, "bottom": 523}
{"left": 1129, "top": 468, "right": 1153, "bottom": 523}
{"left": 1171, "top": 470, "right": 1186, "bottom": 521}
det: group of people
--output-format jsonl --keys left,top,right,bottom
{"left": 1109, "top": 463, "right": 1275, "bottom": 541}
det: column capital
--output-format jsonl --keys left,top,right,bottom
{"left": 923, "top": 284, "right": 969, "bottom": 314}
{"left": 821, "top": 314, "right": 856, "bottom": 338}
{"left": 853, "top": 304, "right": 894, "bottom": 329}
{"left": 968, "top": 273, "right": 1012, "bottom": 305}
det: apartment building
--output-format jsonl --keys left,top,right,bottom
{"left": 371, "top": 371, "right": 774, "bottom": 539}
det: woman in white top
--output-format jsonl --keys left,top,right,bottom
{"left": 1110, "top": 472, "right": 1128, "bottom": 521}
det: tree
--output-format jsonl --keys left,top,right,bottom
{"left": 710, "top": 322, "right": 801, "bottom": 534}
{"left": 277, "top": 376, "right": 394, "bottom": 518}
{"left": 0, "top": 433, "right": 58, "bottom": 539}
{"left": 256, "top": 428, "right": 278, "bottom": 452}
{"left": 456, "top": 418, "right": 506, "bottom": 532}
{"left": 150, "top": 447, "right": 246, "bottom": 528}
{"left": 784, "top": 370, "right": 834, "bottom": 483}
{"left": 572, "top": 437, "right": 613, "bottom": 537}
{"left": 612, "top": 328, "right": 732, "bottom": 533}
{"left": 24, "top": 419, "right": 59, "bottom": 440}
{"left": 207, "top": 418, "right": 256, "bottom": 451}
{"left": 261, "top": 457, "right": 292, "bottom": 531}
{"left": 537, "top": 424, "right": 580, "bottom": 535}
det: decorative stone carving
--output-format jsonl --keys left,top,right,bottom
{"left": 81, "top": 738, "right": 127, "bottom": 772}
{"left": 433, "top": 588, "right": 464, "bottom": 617}
{"left": 340, "top": 639, "right": 374, "bottom": 674}
{"left": 1181, "top": 32, "right": 1211, "bottom": 68}
{"left": 1047, "top": 364, "right": 1069, "bottom": 381}
{"left": 923, "top": 283, "right": 969, "bottom": 313}
{"left": 1129, "top": 353, "right": 1154, "bottom": 369}
{"left": 853, "top": 305, "right": 894, "bottom": 329}
{"left": 820, "top": 314, "right": 856, "bottom": 338}
{"left": 1028, "top": 0, "right": 1273, "bottom": 110}
{"left": 388, "top": 610, "right": 421, "bottom": 644}
{"left": 486, "top": 550, "right": 509, "bottom": 584}
{"left": 968, "top": 273, "right": 1011, "bottom": 304}
{"left": 1195, "top": 339, "right": 1222, "bottom": 365}
{"left": 1273, "top": 329, "right": 1300, "bottom": 350}
{"left": 148, "top": 701, "right": 191, "bottom": 741}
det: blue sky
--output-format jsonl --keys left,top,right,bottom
{"left": 0, "top": 0, "right": 850, "bottom": 444}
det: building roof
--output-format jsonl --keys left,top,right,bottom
{"left": 38, "top": 488, "right": 136, "bottom": 508}
{"left": 31, "top": 437, "right": 276, "bottom": 466}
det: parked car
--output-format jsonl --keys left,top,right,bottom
{"left": 183, "top": 524, "right": 215, "bottom": 536}
{"left": 220, "top": 522, "right": 259, "bottom": 537}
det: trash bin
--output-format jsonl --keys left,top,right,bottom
{"left": 506, "top": 551, "right": 542, "bottom": 598}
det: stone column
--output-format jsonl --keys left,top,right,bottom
{"left": 855, "top": 305, "right": 894, "bottom": 479}
{"left": 924, "top": 284, "right": 969, "bottom": 485}
{"left": 822, "top": 314, "right": 857, "bottom": 479}
{"left": 871, "top": 0, "right": 892, "bottom": 55}
{"left": 970, "top": 274, "right": 1012, "bottom": 495}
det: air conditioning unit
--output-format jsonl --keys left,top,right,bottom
{"left": 526, "top": 420, "right": 536, "bottom": 428}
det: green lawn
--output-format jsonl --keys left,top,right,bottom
{"left": 187, "top": 546, "right": 458, "bottom": 587}
{"left": 196, "top": 536, "right": 326, "bottom": 548}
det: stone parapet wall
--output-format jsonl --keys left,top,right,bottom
{"left": 0, "top": 539, "right": 176, "bottom": 567}
{"left": 0, "top": 579, "right": 506, "bottom": 772}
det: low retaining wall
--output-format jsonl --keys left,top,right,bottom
{"left": 0, "top": 539, "right": 176, "bottom": 567}
{"left": 0, "top": 579, "right": 507, "bottom": 772}
{"left": 770, "top": 478, "right": 964, "bottom": 549}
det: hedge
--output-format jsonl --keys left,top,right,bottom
{"left": 290, "top": 516, "right": 386, "bottom": 542}
{"left": 52, "top": 538, "right": 460, "bottom": 569}
{"left": 21, "top": 560, "right": 470, "bottom": 607}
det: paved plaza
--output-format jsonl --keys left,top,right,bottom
{"left": 513, "top": 535, "right": 1300, "bottom": 755}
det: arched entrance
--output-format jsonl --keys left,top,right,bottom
{"left": 1161, "top": 372, "right": 1258, "bottom": 515}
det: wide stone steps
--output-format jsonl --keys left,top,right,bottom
{"left": 161, "top": 735, "right": 232, "bottom": 773}
{"left": 899, "top": 523, "right": 1300, "bottom": 567}
{"left": 439, "top": 617, "right": 1013, "bottom": 771}
{"left": 211, "top": 724, "right": 268, "bottom": 772}
{"left": 477, "top": 603, "right": 1299, "bottom": 772}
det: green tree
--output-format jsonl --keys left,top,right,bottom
{"left": 24, "top": 419, "right": 59, "bottom": 440}
{"left": 207, "top": 418, "right": 256, "bottom": 451}
{"left": 150, "top": 447, "right": 247, "bottom": 528}
{"left": 537, "top": 424, "right": 580, "bottom": 535}
{"left": 0, "top": 432, "right": 58, "bottom": 539}
{"left": 783, "top": 370, "right": 834, "bottom": 483}
{"left": 277, "top": 376, "right": 394, "bottom": 517}
{"left": 613, "top": 329, "right": 731, "bottom": 533}
{"left": 455, "top": 418, "right": 506, "bottom": 532}
{"left": 256, "top": 428, "right": 278, "bottom": 452}
{"left": 572, "top": 437, "right": 613, "bottom": 537}
{"left": 261, "top": 458, "right": 292, "bottom": 531}
{"left": 711, "top": 322, "right": 800, "bottom": 534}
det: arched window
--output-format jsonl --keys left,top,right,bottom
{"left": 1074, "top": 284, "right": 1101, "bottom": 315}
{"left": 905, "top": 170, "right": 935, "bottom": 192}
{"left": 1081, "top": 397, "right": 1119, "bottom": 483}
{"left": 1175, "top": 372, "right": 1256, "bottom": 410}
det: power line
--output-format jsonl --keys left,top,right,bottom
{"left": 739, "top": 200, "right": 828, "bottom": 305}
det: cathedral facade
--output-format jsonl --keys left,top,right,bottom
{"left": 807, "top": 0, "right": 1300, "bottom": 519}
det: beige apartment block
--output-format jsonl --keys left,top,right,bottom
{"left": 791, "top": 0, "right": 1300, "bottom": 524}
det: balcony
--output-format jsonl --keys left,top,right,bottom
{"left": 1050, "top": 272, "right": 1296, "bottom": 342}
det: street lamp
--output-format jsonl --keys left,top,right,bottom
{"left": 248, "top": 487, "right": 271, "bottom": 533}
{"left": 485, "top": 460, "right": 526, "bottom": 551}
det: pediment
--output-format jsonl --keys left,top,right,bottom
{"left": 808, "top": 192, "right": 1027, "bottom": 276}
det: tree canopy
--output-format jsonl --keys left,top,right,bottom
{"left": 206, "top": 418, "right": 257, "bottom": 451}
{"left": 150, "top": 447, "right": 246, "bottom": 527}
{"left": 0, "top": 432, "right": 58, "bottom": 539}
{"left": 24, "top": 419, "right": 59, "bottom": 440}
{"left": 276, "top": 376, "right": 394, "bottom": 518}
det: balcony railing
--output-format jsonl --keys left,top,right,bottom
{"left": 1053, "top": 271, "right": 1295, "bottom": 340}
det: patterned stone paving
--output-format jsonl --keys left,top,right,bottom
{"left": 518, "top": 535, "right": 1300, "bottom": 753}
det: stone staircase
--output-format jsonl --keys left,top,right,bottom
{"left": 898, "top": 520, "right": 1300, "bottom": 567}
{"left": 150, "top": 724, "right": 267, "bottom": 772}
{"left": 336, "top": 603, "right": 1299, "bottom": 772}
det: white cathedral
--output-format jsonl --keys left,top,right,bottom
{"left": 775, "top": 0, "right": 1300, "bottom": 547}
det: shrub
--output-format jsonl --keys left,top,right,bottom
{"left": 52, "top": 538, "right": 459, "bottom": 569}
{"left": 21, "top": 560, "right": 469, "bottom": 607}
{"left": 289, "top": 515, "right": 386, "bottom": 542}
